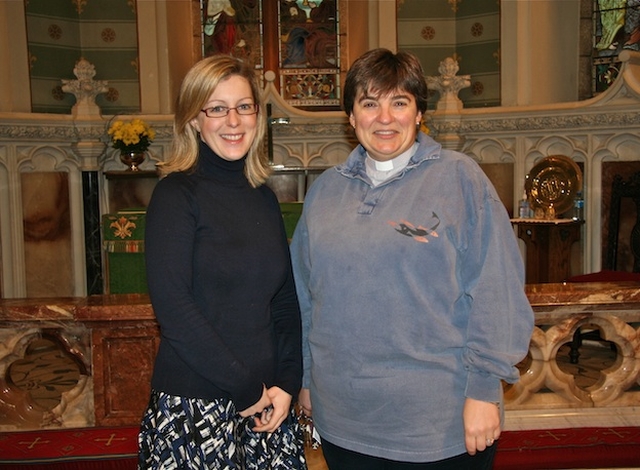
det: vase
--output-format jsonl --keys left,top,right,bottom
{"left": 120, "top": 151, "right": 146, "bottom": 171}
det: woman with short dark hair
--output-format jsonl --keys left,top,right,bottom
{"left": 291, "top": 48, "right": 534, "bottom": 470}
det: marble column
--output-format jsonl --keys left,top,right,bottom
{"left": 83, "top": 171, "right": 103, "bottom": 295}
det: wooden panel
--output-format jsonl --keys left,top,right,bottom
{"left": 515, "top": 220, "right": 582, "bottom": 283}
{"left": 602, "top": 162, "right": 640, "bottom": 272}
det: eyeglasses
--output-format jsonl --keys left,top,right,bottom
{"left": 200, "top": 103, "right": 259, "bottom": 118}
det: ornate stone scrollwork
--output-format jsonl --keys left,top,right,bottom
{"left": 61, "top": 58, "right": 108, "bottom": 118}
{"left": 425, "top": 57, "right": 471, "bottom": 112}
{"left": 505, "top": 311, "right": 640, "bottom": 410}
{"left": 0, "top": 327, "right": 91, "bottom": 429}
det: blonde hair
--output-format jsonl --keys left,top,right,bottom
{"left": 158, "top": 55, "right": 269, "bottom": 187}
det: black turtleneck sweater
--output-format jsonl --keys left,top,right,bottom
{"left": 145, "top": 141, "right": 302, "bottom": 410}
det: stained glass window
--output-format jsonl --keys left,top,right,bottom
{"left": 201, "top": 0, "right": 264, "bottom": 70}
{"left": 277, "top": 0, "right": 340, "bottom": 108}
{"left": 200, "top": 0, "right": 341, "bottom": 109}
{"left": 593, "top": 0, "right": 640, "bottom": 93}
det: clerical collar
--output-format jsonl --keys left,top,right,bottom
{"left": 365, "top": 142, "right": 418, "bottom": 186}
{"left": 373, "top": 159, "right": 394, "bottom": 171}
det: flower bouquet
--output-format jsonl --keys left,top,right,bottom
{"left": 108, "top": 118, "right": 155, "bottom": 170}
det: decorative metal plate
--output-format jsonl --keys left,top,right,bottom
{"left": 525, "top": 155, "right": 582, "bottom": 217}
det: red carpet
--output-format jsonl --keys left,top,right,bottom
{"left": 0, "top": 426, "right": 639, "bottom": 469}
{"left": 0, "top": 426, "right": 138, "bottom": 470}
{"left": 494, "top": 427, "right": 640, "bottom": 469}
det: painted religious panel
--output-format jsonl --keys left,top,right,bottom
{"left": 278, "top": 0, "right": 340, "bottom": 108}
{"left": 201, "top": 0, "right": 264, "bottom": 69}
{"left": 593, "top": 0, "right": 640, "bottom": 93}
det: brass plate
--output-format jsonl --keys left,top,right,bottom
{"left": 525, "top": 155, "right": 582, "bottom": 216}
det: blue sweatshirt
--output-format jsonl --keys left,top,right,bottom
{"left": 145, "top": 141, "right": 302, "bottom": 411}
{"left": 290, "top": 132, "right": 534, "bottom": 462}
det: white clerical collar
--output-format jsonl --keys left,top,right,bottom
{"left": 365, "top": 142, "right": 418, "bottom": 186}
{"left": 373, "top": 159, "right": 394, "bottom": 171}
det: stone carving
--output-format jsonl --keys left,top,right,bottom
{"left": 0, "top": 125, "right": 80, "bottom": 140}
{"left": 425, "top": 57, "right": 471, "bottom": 112}
{"left": 426, "top": 111, "right": 640, "bottom": 135}
{"left": 0, "top": 122, "right": 173, "bottom": 157}
{"left": 506, "top": 311, "right": 640, "bottom": 408}
{"left": 61, "top": 58, "right": 108, "bottom": 117}
{"left": 0, "top": 327, "right": 92, "bottom": 430}
{"left": 272, "top": 122, "right": 353, "bottom": 137}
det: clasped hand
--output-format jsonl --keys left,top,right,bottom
{"left": 239, "top": 385, "right": 292, "bottom": 433}
{"left": 463, "top": 397, "right": 501, "bottom": 455}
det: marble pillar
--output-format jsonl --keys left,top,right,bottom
{"left": 83, "top": 171, "right": 103, "bottom": 295}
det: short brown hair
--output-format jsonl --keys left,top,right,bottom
{"left": 159, "top": 55, "right": 269, "bottom": 187}
{"left": 343, "top": 49, "right": 428, "bottom": 116}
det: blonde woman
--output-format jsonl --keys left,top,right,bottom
{"left": 138, "top": 55, "right": 306, "bottom": 469}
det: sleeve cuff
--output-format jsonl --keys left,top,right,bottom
{"left": 233, "top": 383, "right": 264, "bottom": 412}
{"left": 465, "top": 371, "right": 503, "bottom": 403}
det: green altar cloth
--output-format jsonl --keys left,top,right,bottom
{"left": 102, "top": 209, "right": 147, "bottom": 294}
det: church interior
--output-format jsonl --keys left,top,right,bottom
{"left": 0, "top": 0, "right": 639, "bottom": 468}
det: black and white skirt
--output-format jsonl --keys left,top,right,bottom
{"left": 138, "top": 389, "right": 308, "bottom": 469}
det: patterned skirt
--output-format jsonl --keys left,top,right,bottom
{"left": 138, "top": 389, "right": 308, "bottom": 470}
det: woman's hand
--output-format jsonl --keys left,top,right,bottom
{"left": 251, "top": 386, "right": 292, "bottom": 433}
{"left": 298, "top": 388, "right": 312, "bottom": 417}
{"left": 238, "top": 385, "right": 272, "bottom": 418}
{"left": 463, "top": 397, "right": 501, "bottom": 455}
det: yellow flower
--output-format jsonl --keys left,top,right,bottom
{"left": 108, "top": 118, "right": 155, "bottom": 153}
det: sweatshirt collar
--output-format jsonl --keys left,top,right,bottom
{"left": 336, "top": 132, "right": 441, "bottom": 180}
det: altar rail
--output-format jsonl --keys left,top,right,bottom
{"left": 0, "top": 282, "right": 639, "bottom": 431}
{"left": 506, "top": 282, "right": 640, "bottom": 413}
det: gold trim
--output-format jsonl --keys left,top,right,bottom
{"left": 72, "top": 0, "right": 87, "bottom": 15}
{"left": 448, "top": 0, "right": 461, "bottom": 13}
